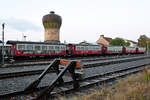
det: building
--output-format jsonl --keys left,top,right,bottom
{"left": 79, "top": 41, "right": 89, "bottom": 45}
{"left": 124, "top": 39, "right": 137, "bottom": 47}
{"left": 96, "top": 35, "right": 112, "bottom": 45}
{"left": 0, "top": 40, "right": 2, "bottom": 43}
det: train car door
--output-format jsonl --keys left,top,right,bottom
{"left": 67, "top": 44, "right": 74, "bottom": 56}
{"left": 102, "top": 45, "right": 106, "bottom": 55}
{"left": 122, "top": 46, "right": 126, "bottom": 54}
{"left": 136, "top": 47, "right": 138, "bottom": 54}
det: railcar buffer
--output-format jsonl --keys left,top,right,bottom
{"left": 24, "top": 59, "right": 84, "bottom": 100}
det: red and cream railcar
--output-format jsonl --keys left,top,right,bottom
{"left": 6, "top": 41, "right": 66, "bottom": 58}
{"left": 137, "top": 47, "right": 146, "bottom": 54}
{"left": 67, "top": 44, "right": 103, "bottom": 56}
{"left": 124, "top": 46, "right": 137, "bottom": 54}
{"left": 104, "top": 46, "right": 123, "bottom": 54}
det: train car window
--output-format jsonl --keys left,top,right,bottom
{"left": 88, "top": 46, "right": 90, "bottom": 50}
{"left": 95, "top": 47, "right": 97, "bottom": 50}
{"left": 93, "top": 47, "right": 95, "bottom": 50}
{"left": 92, "top": 47, "right": 94, "bottom": 50}
{"left": 89, "top": 46, "right": 92, "bottom": 50}
{"left": 55, "top": 46, "right": 59, "bottom": 50}
{"left": 86, "top": 46, "right": 88, "bottom": 50}
{"left": 81, "top": 47, "right": 84, "bottom": 50}
{"left": 97, "top": 47, "right": 99, "bottom": 50}
{"left": 27, "top": 45, "right": 33, "bottom": 50}
{"left": 92, "top": 46, "right": 94, "bottom": 50}
{"left": 49, "top": 46, "right": 54, "bottom": 50}
{"left": 88, "top": 46, "right": 91, "bottom": 50}
{"left": 80, "top": 46, "right": 82, "bottom": 50}
{"left": 35, "top": 46, "right": 41, "bottom": 50}
{"left": 60, "top": 46, "right": 63, "bottom": 50}
{"left": 61, "top": 45, "right": 65, "bottom": 50}
{"left": 77, "top": 47, "right": 79, "bottom": 50}
{"left": 84, "top": 46, "right": 86, "bottom": 50}
{"left": 18, "top": 45, "right": 25, "bottom": 50}
{"left": 89, "top": 46, "right": 91, "bottom": 50}
{"left": 96, "top": 47, "right": 98, "bottom": 50}
{"left": 77, "top": 46, "right": 79, "bottom": 50}
{"left": 64, "top": 46, "right": 66, "bottom": 50}
{"left": 42, "top": 46, "right": 47, "bottom": 50}
{"left": 85, "top": 47, "right": 88, "bottom": 50}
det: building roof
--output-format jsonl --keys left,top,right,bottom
{"left": 79, "top": 41, "right": 89, "bottom": 45}
{"left": 104, "top": 37, "right": 112, "bottom": 42}
{"left": 126, "top": 40, "right": 137, "bottom": 44}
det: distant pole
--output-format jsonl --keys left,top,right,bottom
{"left": 2, "top": 23, "right": 5, "bottom": 65}
{"left": 24, "top": 36, "right": 27, "bottom": 41}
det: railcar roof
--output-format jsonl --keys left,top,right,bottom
{"left": 104, "top": 45, "right": 123, "bottom": 47}
{"left": 0, "top": 44, "right": 11, "bottom": 46}
{"left": 68, "top": 43, "right": 102, "bottom": 46}
{"left": 6, "top": 40, "right": 65, "bottom": 45}
{"left": 124, "top": 46, "right": 137, "bottom": 48}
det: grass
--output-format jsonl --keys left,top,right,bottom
{"left": 60, "top": 66, "right": 150, "bottom": 100}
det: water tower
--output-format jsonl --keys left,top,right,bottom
{"left": 42, "top": 11, "right": 62, "bottom": 42}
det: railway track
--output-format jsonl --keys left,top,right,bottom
{"left": 0, "top": 57, "right": 150, "bottom": 100}
{"left": 0, "top": 55, "right": 149, "bottom": 79}
{"left": 6, "top": 54, "right": 141, "bottom": 63}
{"left": 2, "top": 54, "right": 145, "bottom": 67}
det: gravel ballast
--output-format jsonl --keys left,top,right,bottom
{"left": 0, "top": 55, "right": 148, "bottom": 75}
{"left": 0, "top": 58, "right": 150, "bottom": 95}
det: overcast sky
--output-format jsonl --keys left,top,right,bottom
{"left": 0, "top": 0, "right": 150, "bottom": 43}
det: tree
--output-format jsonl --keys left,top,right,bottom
{"left": 137, "top": 35, "right": 150, "bottom": 51}
{"left": 137, "top": 35, "right": 150, "bottom": 47}
{"left": 110, "top": 38, "right": 126, "bottom": 46}
{"left": 125, "top": 42, "right": 130, "bottom": 46}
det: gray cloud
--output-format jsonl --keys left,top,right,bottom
{"left": 0, "top": 17, "right": 42, "bottom": 32}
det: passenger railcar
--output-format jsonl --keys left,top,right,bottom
{"left": 137, "top": 47, "right": 146, "bottom": 54}
{"left": 67, "top": 44, "right": 103, "bottom": 56}
{"left": 124, "top": 46, "right": 137, "bottom": 54}
{"left": 3, "top": 40, "right": 146, "bottom": 60}
{"left": 104, "top": 46, "right": 123, "bottom": 54}
{"left": 6, "top": 41, "right": 66, "bottom": 58}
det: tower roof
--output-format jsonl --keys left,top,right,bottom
{"left": 42, "top": 11, "right": 62, "bottom": 29}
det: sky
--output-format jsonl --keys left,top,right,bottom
{"left": 0, "top": 0, "right": 150, "bottom": 43}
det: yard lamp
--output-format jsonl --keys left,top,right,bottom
{"left": 2, "top": 23, "right": 5, "bottom": 65}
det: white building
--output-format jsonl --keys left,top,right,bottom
{"left": 124, "top": 39, "right": 137, "bottom": 47}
